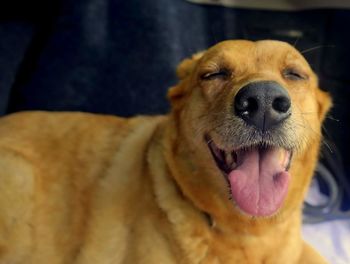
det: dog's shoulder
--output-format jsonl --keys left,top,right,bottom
{"left": 0, "top": 111, "right": 164, "bottom": 166}
{"left": 0, "top": 111, "right": 128, "bottom": 136}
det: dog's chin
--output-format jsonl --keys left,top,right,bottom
{"left": 205, "top": 134, "right": 293, "bottom": 217}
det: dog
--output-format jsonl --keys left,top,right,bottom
{"left": 0, "top": 40, "right": 331, "bottom": 263}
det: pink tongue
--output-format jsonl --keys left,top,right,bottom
{"left": 228, "top": 148, "right": 290, "bottom": 217}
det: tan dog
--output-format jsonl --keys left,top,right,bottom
{"left": 0, "top": 40, "right": 331, "bottom": 264}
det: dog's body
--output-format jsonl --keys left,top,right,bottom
{"left": 0, "top": 40, "right": 331, "bottom": 263}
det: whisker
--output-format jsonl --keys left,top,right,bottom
{"left": 300, "top": 112, "right": 317, "bottom": 115}
{"left": 322, "top": 139, "right": 333, "bottom": 153}
{"left": 301, "top": 44, "right": 336, "bottom": 54}
{"left": 293, "top": 36, "right": 301, "bottom": 48}
{"left": 191, "top": 109, "right": 227, "bottom": 122}
{"left": 189, "top": 113, "right": 215, "bottom": 124}
{"left": 293, "top": 121, "right": 333, "bottom": 153}
{"left": 293, "top": 103, "right": 329, "bottom": 150}
{"left": 326, "top": 115, "right": 340, "bottom": 122}
{"left": 294, "top": 105, "right": 331, "bottom": 149}
{"left": 296, "top": 119, "right": 322, "bottom": 137}
{"left": 210, "top": 24, "right": 219, "bottom": 44}
{"left": 320, "top": 125, "right": 336, "bottom": 153}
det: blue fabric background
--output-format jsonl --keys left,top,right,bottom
{"left": 0, "top": 0, "right": 349, "bottom": 204}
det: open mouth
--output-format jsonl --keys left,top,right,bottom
{"left": 206, "top": 135, "right": 292, "bottom": 217}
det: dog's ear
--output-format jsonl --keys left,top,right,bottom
{"left": 316, "top": 88, "right": 332, "bottom": 122}
{"left": 168, "top": 52, "right": 204, "bottom": 106}
{"left": 176, "top": 51, "right": 204, "bottom": 80}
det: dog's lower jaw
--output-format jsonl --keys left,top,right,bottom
{"left": 206, "top": 137, "right": 293, "bottom": 217}
{"left": 163, "top": 120, "right": 289, "bottom": 227}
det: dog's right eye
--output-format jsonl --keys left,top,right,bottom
{"left": 201, "top": 70, "right": 229, "bottom": 80}
{"left": 282, "top": 68, "right": 308, "bottom": 81}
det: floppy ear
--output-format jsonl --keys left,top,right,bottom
{"left": 175, "top": 51, "right": 204, "bottom": 79}
{"left": 316, "top": 88, "right": 332, "bottom": 122}
{"left": 167, "top": 51, "right": 204, "bottom": 105}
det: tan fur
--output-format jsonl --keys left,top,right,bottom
{"left": 0, "top": 40, "right": 331, "bottom": 263}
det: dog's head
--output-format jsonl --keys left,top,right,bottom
{"left": 167, "top": 40, "right": 331, "bottom": 219}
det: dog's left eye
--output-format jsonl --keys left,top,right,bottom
{"left": 201, "top": 70, "right": 229, "bottom": 80}
{"left": 282, "top": 68, "right": 307, "bottom": 81}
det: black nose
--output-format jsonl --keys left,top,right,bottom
{"left": 234, "top": 81, "right": 291, "bottom": 131}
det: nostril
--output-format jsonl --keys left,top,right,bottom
{"left": 272, "top": 96, "right": 291, "bottom": 113}
{"left": 235, "top": 97, "right": 259, "bottom": 113}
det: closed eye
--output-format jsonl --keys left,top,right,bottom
{"left": 282, "top": 68, "right": 308, "bottom": 81}
{"left": 201, "top": 70, "right": 230, "bottom": 80}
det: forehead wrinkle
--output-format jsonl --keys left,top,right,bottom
{"left": 284, "top": 51, "right": 312, "bottom": 73}
{"left": 256, "top": 42, "right": 310, "bottom": 68}
{"left": 204, "top": 41, "right": 256, "bottom": 62}
{"left": 254, "top": 49, "right": 302, "bottom": 75}
{"left": 200, "top": 41, "right": 313, "bottom": 79}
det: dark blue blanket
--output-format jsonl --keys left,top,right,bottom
{"left": 0, "top": 0, "right": 349, "bottom": 210}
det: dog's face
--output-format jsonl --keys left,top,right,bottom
{"left": 168, "top": 40, "right": 331, "bottom": 219}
